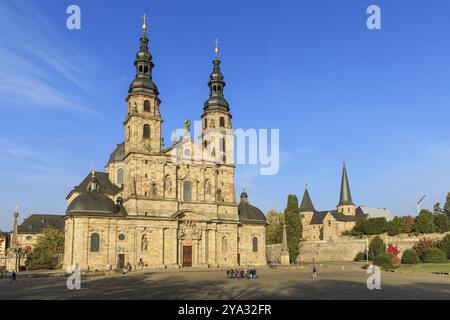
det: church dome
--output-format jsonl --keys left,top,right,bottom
{"left": 66, "top": 171, "right": 126, "bottom": 216}
{"left": 238, "top": 203, "right": 266, "bottom": 224}
{"left": 238, "top": 191, "right": 266, "bottom": 224}
{"left": 203, "top": 95, "right": 229, "bottom": 112}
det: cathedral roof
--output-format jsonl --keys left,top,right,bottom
{"left": 66, "top": 192, "right": 126, "bottom": 217}
{"left": 66, "top": 171, "right": 121, "bottom": 200}
{"left": 66, "top": 172, "right": 127, "bottom": 217}
{"left": 17, "top": 214, "right": 64, "bottom": 234}
{"left": 238, "top": 192, "right": 266, "bottom": 225}
{"left": 107, "top": 142, "right": 125, "bottom": 165}
{"left": 309, "top": 210, "right": 366, "bottom": 225}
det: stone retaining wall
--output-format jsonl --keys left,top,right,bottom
{"left": 267, "top": 232, "right": 450, "bottom": 263}
{"left": 297, "top": 233, "right": 449, "bottom": 262}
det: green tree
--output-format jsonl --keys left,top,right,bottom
{"left": 438, "top": 234, "right": 450, "bottom": 259}
{"left": 26, "top": 228, "right": 65, "bottom": 269}
{"left": 368, "top": 236, "right": 386, "bottom": 260}
{"left": 266, "top": 210, "right": 284, "bottom": 245}
{"left": 443, "top": 193, "right": 450, "bottom": 217}
{"left": 413, "top": 210, "right": 436, "bottom": 234}
{"left": 353, "top": 217, "right": 388, "bottom": 235}
{"left": 386, "top": 217, "right": 401, "bottom": 236}
{"left": 433, "top": 213, "right": 450, "bottom": 233}
{"left": 284, "top": 194, "right": 302, "bottom": 263}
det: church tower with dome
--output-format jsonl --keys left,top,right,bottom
{"left": 63, "top": 17, "right": 267, "bottom": 271}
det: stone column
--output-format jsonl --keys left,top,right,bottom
{"left": 203, "top": 229, "right": 208, "bottom": 265}
{"left": 160, "top": 228, "right": 165, "bottom": 266}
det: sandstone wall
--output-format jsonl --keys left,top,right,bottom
{"left": 297, "top": 233, "right": 449, "bottom": 262}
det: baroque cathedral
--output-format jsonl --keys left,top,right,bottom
{"left": 63, "top": 19, "right": 267, "bottom": 271}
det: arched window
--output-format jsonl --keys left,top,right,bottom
{"left": 220, "top": 117, "right": 225, "bottom": 128}
{"left": 204, "top": 118, "right": 208, "bottom": 129}
{"left": 183, "top": 181, "right": 192, "bottom": 203}
{"left": 143, "top": 124, "right": 150, "bottom": 139}
{"left": 117, "top": 168, "right": 124, "bottom": 186}
{"left": 252, "top": 237, "right": 258, "bottom": 252}
{"left": 90, "top": 233, "right": 100, "bottom": 252}
{"left": 144, "top": 66, "right": 149, "bottom": 74}
{"left": 139, "top": 65, "right": 143, "bottom": 74}
{"left": 221, "top": 138, "right": 226, "bottom": 153}
{"left": 144, "top": 100, "right": 151, "bottom": 112}
{"left": 127, "top": 126, "right": 131, "bottom": 141}
{"left": 222, "top": 236, "right": 227, "bottom": 252}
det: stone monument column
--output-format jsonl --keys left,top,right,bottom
{"left": 280, "top": 223, "right": 290, "bottom": 266}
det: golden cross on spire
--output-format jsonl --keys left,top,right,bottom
{"left": 142, "top": 14, "right": 147, "bottom": 30}
{"left": 214, "top": 38, "right": 219, "bottom": 57}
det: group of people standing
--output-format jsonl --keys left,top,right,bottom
{"left": 226, "top": 268, "right": 257, "bottom": 279}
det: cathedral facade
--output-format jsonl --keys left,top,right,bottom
{"left": 63, "top": 21, "right": 267, "bottom": 271}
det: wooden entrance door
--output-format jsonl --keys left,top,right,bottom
{"left": 182, "top": 246, "right": 192, "bottom": 267}
{"left": 118, "top": 254, "right": 125, "bottom": 269}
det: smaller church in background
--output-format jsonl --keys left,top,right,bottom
{"left": 300, "top": 163, "right": 394, "bottom": 241}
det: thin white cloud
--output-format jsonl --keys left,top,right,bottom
{"left": 0, "top": 0, "right": 97, "bottom": 114}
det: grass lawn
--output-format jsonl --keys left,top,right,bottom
{"left": 397, "top": 263, "right": 450, "bottom": 273}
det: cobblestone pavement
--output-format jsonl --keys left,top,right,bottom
{"left": 0, "top": 264, "right": 449, "bottom": 300}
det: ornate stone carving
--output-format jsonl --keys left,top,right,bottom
{"left": 178, "top": 221, "right": 202, "bottom": 240}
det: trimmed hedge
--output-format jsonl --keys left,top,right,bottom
{"left": 422, "top": 248, "right": 448, "bottom": 263}
{"left": 401, "top": 249, "right": 420, "bottom": 264}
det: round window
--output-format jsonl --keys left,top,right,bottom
{"left": 118, "top": 234, "right": 125, "bottom": 241}
{"left": 26, "top": 236, "right": 32, "bottom": 241}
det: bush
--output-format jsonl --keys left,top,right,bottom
{"left": 387, "top": 244, "right": 400, "bottom": 256}
{"left": 413, "top": 210, "right": 436, "bottom": 234}
{"left": 391, "top": 255, "right": 401, "bottom": 268}
{"left": 353, "top": 218, "right": 388, "bottom": 235}
{"left": 373, "top": 253, "right": 394, "bottom": 270}
{"left": 413, "top": 238, "right": 438, "bottom": 262}
{"left": 369, "top": 236, "right": 386, "bottom": 260}
{"left": 401, "top": 249, "right": 420, "bottom": 264}
{"left": 354, "top": 252, "right": 366, "bottom": 261}
{"left": 438, "top": 234, "right": 450, "bottom": 259}
{"left": 422, "top": 248, "right": 448, "bottom": 263}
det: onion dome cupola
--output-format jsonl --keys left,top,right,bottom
{"left": 128, "top": 15, "right": 159, "bottom": 98}
{"left": 203, "top": 41, "right": 230, "bottom": 114}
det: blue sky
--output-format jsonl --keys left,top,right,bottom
{"left": 1, "top": 0, "right": 450, "bottom": 230}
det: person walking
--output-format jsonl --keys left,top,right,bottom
{"left": 9, "top": 271, "right": 17, "bottom": 284}
{"left": 312, "top": 265, "right": 318, "bottom": 280}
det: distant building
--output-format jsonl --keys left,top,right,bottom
{"left": 16, "top": 214, "right": 64, "bottom": 251}
{"left": 300, "top": 163, "right": 366, "bottom": 241}
{"left": 356, "top": 206, "right": 394, "bottom": 221}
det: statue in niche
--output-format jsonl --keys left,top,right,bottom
{"left": 205, "top": 180, "right": 212, "bottom": 195}
{"left": 141, "top": 234, "right": 148, "bottom": 251}
{"left": 133, "top": 102, "right": 138, "bottom": 113}
{"left": 164, "top": 175, "right": 172, "bottom": 193}
{"left": 216, "top": 188, "right": 223, "bottom": 202}
{"left": 151, "top": 182, "right": 157, "bottom": 197}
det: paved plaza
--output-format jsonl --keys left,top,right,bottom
{"left": 0, "top": 264, "right": 449, "bottom": 300}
